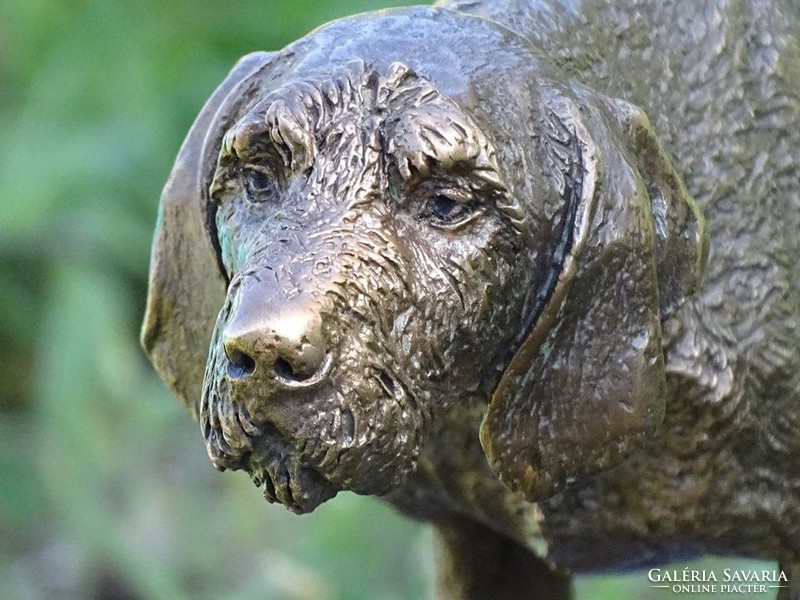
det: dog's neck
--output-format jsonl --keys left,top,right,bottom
{"left": 385, "top": 395, "right": 548, "bottom": 554}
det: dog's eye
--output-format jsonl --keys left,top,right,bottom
{"left": 243, "top": 168, "right": 279, "bottom": 203}
{"left": 427, "top": 193, "right": 475, "bottom": 228}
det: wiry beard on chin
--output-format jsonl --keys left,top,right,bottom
{"left": 246, "top": 424, "right": 339, "bottom": 514}
{"left": 200, "top": 379, "right": 339, "bottom": 514}
{"left": 200, "top": 362, "right": 337, "bottom": 514}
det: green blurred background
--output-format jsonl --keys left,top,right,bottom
{"left": 0, "top": 1, "right": 775, "bottom": 598}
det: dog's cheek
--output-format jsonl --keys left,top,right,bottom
{"left": 416, "top": 222, "right": 523, "bottom": 398}
{"left": 272, "top": 332, "right": 429, "bottom": 493}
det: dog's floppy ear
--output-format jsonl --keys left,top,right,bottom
{"left": 481, "top": 84, "right": 708, "bottom": 500}
{"left": 141, "top": 52, "right": 274, "bottom": 414}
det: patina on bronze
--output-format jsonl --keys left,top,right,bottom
{"left": 142, "top": 2, "right": 800, "bottom": 598}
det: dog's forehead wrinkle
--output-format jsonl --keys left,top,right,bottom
{"left": 388, "top": 114, "right": 484, "bottom": 175}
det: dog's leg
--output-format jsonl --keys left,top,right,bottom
{"left": 777, "top": 556, "right": 799, "bottom": 600}
{"left": 433, "top": 517, "right": 571, "bottom": 600}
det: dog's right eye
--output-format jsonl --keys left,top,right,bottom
{"left": 423, "top": 190, "right": 480, "bottom": 230}
{"left": 243, "top": 168, "right": 279, "bottom": 203}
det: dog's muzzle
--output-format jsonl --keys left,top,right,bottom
{"left": 201, "top": 276, "right": 342, "bottom": 513}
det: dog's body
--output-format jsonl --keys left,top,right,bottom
{"left": 143, "top": 1, "right": 800, "bottom": 598}
{"left": 421, "top": 0, "right": 800, "bottom": 567}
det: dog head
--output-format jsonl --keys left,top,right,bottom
{"left": 142, "top": 8, "right": 707, "bottom": 513}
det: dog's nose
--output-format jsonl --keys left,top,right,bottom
{"left": 222, "top": 303, "right": 331, "bottom": 388}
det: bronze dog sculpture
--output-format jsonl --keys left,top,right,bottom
{"left": 142, "top": 1, "right": 800, "bottom": 597}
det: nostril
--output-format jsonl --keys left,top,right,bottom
{"left": 272, "top": 352, "right": 332, "bottom": 387}
{"left": 227, "top": 349, "right": 256, "bottom": 379}
{"left": 274, "top": 357, "right": 300, "bottom": 381}
{"left": 273, "top": 355, "right": 322, "bottom": 383}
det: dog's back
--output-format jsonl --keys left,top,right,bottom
{"left": 440, "top": 0, "right": 800, "bottom": 564}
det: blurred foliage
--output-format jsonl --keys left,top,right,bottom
{"left": 0, "top": 0, "right": 774, "bottom": 598}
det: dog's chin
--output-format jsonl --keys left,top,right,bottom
{"left": 248, "top": 450, "right": 338, "bottom": 514}
{"left": 202, "top": 360, "right": 425, "bottom": 513}
{"left": 228, "top": 424, "right": 338, "bottom": 514}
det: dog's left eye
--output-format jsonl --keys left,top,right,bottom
{"left": 243, "top": 168, "right": 279, "bottom": 203}
{"left": 426, "top": 193, "right": 476, "bottom": 229}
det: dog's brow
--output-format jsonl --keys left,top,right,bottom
{"left": 384, "top": 107, "right": 505, "bottom": 193}
{"left": 218, "top": 65, "right": 507, "bottom": 199}
{"left": 222, "top": 70, "right": 376, "bottom": 174}
{"left": 221, "top": 112, "right": 316, "bottom": 175}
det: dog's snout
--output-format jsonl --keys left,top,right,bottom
{"left": 223, "top": 303, "right": 331, "bottom": 388}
